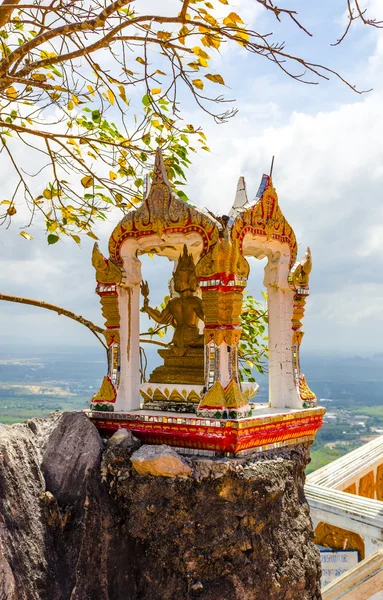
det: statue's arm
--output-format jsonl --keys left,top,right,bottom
{"left": 142, "top": 302, "right": 173, "bottom": 325}
{"left": 194, "top": 298, "right": 205, "bottom": 322}
{"left": 140, "top": 280, "right": 174, "bottom": 325}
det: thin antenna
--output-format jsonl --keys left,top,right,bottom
{"left": 269, "top": 155, "right": 275, "bottom": 178}
{"left": 143, "top": 173, "right": 150, "bottom": 199}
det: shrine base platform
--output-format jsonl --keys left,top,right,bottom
{"left": 85, "top": 404, "right": 325, "bottom": 457}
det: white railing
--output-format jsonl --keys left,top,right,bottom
{"left": 307, "top": 435, "right": 383, "bottom": 492}
{"left": 322, "top": 550, "right": 383, "bottom": 599}
{"left": 305, "top": 483, "right": 383, "bottom": 544}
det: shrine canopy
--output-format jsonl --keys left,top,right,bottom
{"left": 88, "top": 148, "right": 323, "bottom": 458}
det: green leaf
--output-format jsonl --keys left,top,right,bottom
{"left": 176, "top": 190, "right": 189, "bottom": 201}
{"left": 47, "top": 234, "right": 59, "bottom": 245}
{"left": 142, "top": 94, "right": 151, "bottom": 107}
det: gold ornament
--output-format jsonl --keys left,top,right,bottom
{"left": 199, "top": 380, "right": 249, "bottom": 410}
{"left": 140, "top": 385, "right": 203, "bottom": 405}
{"left": 92, "top": 243, "right": 122, "bottom": 345}
{"left": 314, "top": 522, "right": 365, "bottom": 560}
{"left": 92, "top": 243, "right": 123, "bottom": 285}
{"left": 231, "top": 178, "right": 297, "bottom": 267}
{"left": 291, "top": 247, "right": 312, "bottom": 289}
{"left": 299, "top": 375, "right": 316, "bottom": 402}
{"left": 358, "top": 471, "right": 375, "bottom": 499}
{"left": 343, "top": 483, "right": 357, "bottom": 495}
{"left": 196, "top": 238, "right": 249, "bottom": 281}
{"left": 108, "top": 148, "right": 219, "bottom": 263}
{"left": 103, "top": 329, "right": 120, "bottom": 346}
{"left": 376, "top": 464, "right": 383, "bottom": 501}
{"left": 92, "top": 376, "right": 116, "bottom": 403}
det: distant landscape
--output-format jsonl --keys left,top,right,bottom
{"left": 1, "top": 345, "right": 382, "bottom": 474}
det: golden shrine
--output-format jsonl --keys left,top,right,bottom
{"left": 86, "top": 149, "right": 324, "bottom": 456}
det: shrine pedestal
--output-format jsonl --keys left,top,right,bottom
{"left": 86, "top": 405, "right": 325, "bottom": 457}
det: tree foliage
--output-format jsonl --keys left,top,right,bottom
{"left": 239, "top": 292, "right": 268, "bottom": 380}
{"left": 0, "top": 0, "right": 381, "bottom": 242}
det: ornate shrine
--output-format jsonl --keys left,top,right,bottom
{"left": 86, "top": 148, "right": 324, "bottom": 456}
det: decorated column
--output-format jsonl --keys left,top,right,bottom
{"left": 196, "top": 237, "right": 253, "bottom": 418}
{"left": 289, "top": 248, "right": 317, "bottom": 407}
{"left": 90, "top": 244, "right": 123, "bottom": 411}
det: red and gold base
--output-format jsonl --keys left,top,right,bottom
{"left": 85, "top": 406, "right": 325, "bottom": 457}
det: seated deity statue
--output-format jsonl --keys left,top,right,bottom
{"left": 140, "top": 245, "right": 204, "bottom": 349}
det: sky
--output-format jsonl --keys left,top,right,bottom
{"left": 1, "top": 0, "right": 383, "bottom": 356}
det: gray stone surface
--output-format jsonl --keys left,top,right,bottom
{"left": 0, "top": 412, "right": 322, "bottom": 600}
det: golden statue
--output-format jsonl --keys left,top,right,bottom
{"left": 140, "top": 245, "right": 205, "bottom": 386}
{"left": 141, "top": 245, "right": 204, "bottom": 349}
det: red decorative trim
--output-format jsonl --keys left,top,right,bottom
{"left": 111, "top": 223, "right": 213, "bottom": 264}
{"left": 87, "top": 410, "right": 324, "bottom": 455}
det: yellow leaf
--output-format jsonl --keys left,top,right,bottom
{"left": 223, "top": 12, "right": 244, "bottom": 26}
{"left": 192, "top": 79, "right": 204, "bottom": 90}
{"left": 20, "top": 231, "right": 33, "bottom": 240}
{"left": 43, "top": 189, "right": 52, "bottom": 199}
{"left": 67, "top": 100, "right": 74, "bottom": 111}
{"left": 87, "top": 231, "right": 99, "bottom": 240}
{"left": 107, "top": 89, "right": 115, "bottom": 105}
{"left": 6, "top": 205, "right": 16, "bottom": 215}
{"left": 118, "top": 85, "right": 129, "bottom": 104}
{"left": 47, "top": 221, "right": 58, "bottom": 232}
{"left": 1, "top": 200, "right": 11, "bottom": 204}
{"left": 157, "top": 31, "right": 172, "bottom": 41}
{"left": 155, "top": 70, "right": 166, "bottom": 76}
{"left": 205, "top": 1, "right": 214, "bottom": 8}
{"left": 151, "top": 88, "right": 162, "bottom": 95}
{"left": 109, "top": 171, "right": 117, "bottom": 181}
{"left": 205, "top": 73, "right": 225, "bottom": 85}
{"left": 203, "top": 13, "right": 219, "bottom": 27}
{"left": 136, "top": 57, "right": 146, "bottom": 65}
{"left": 202, "top": 34, "right": 221, "bottom": 49}
{"left": 72, "top": 94, "right": 79, "bottom": 106}
{"left": 70, "top": 234, "right": 81, "bottom": 244}
{"left": 188, "top": 62, "right": 201, "bottom": 71}
{"left": 178, "top": 25, "right": 189, "bottom": 45}
{"left": 81, "top": 176, "right": 94, "bottom": 188}
{"left": 87, "top": 84, "right": 95, "bottom": 96}
{"left": 6, "top": 86, "right": 17, "bottom": 100}
{"left": 31, "top": 73, "right": 47, "bottom": 82}
{"left": 218, "top": 0, "right": 228, "bottom": 3}
{"left": 192, "top": 46, "right": 210, "bottom": 60}
{"left": 235, "top": 29, "right": 249, "bottom": 45}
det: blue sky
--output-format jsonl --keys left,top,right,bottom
{"left": 1, "top": 0, "right": 383, "bottom": 355}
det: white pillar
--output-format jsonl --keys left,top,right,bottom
{"left": 219, "top": 342, "right": 231, "bottom": 388}
{"left": 115, "top": 253, "right": 142, "bottom": 412}
{"left": 265, "top": 252, "right": 301, "bottom": 409}
{"left": 115, "top": 284, "right": 141, "bottom": 411}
